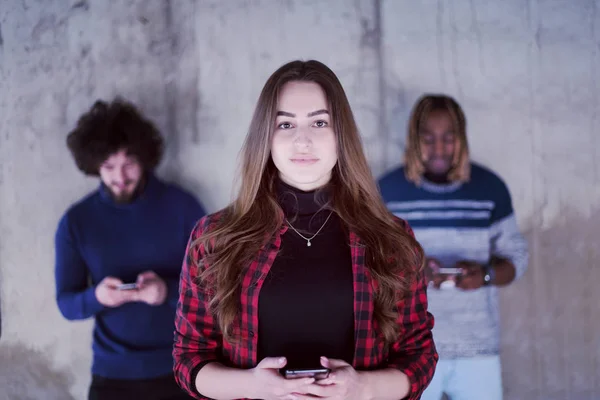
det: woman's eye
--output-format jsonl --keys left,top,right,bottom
{"left": 314, "top": 120, "right": 328, "bottom": 128}
{"left": 278, "top": 122, "right": 293, "bottom": 129}
{"left": 443, "top": 134, "right": 456, "bottom": 143}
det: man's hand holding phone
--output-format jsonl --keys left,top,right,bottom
{"left": 95, "top": 271, "right": 167, "bottom": 307}
{"left": 135, "top": 271, "right": 167, "bottom": 306}
{"left": 454, "top": 260, "right": 486, "bottom": 290}
{"left": 95, "top": 277, "right": 140, "bottom": 307}
{"left": 425, "top": 258, "right": 463, "bottom": 289}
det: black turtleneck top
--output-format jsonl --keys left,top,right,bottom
{"left": 257, "top": 180, "right": 355, "bottom": 369}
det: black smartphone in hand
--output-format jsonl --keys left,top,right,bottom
{"left": 116, "top": 282, "right": 138, "bottom": 291}
{"left": 280, "top": 367, "right": 330, "bottom": 380}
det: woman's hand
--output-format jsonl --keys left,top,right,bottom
{"left": 296, "top": 357, "right": 369, "bottom": 400}
{"left": 249, "top": 357, "right": 316, "bottom": 400}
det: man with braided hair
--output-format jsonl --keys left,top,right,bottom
{"left": 379, "top": 94, "right": 529, "bottom": 400}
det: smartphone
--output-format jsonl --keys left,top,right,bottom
{"left": 280, "top": 367, "right": 330, "bottom": 380}
{"left": 438, "top": 267, "right": 463, "bottom": 275}
{"left": 117, "top": 282, "right": 138, "bottom": 291}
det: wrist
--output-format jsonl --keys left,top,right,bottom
{"left": 94, "top": 287, "right": 111, "bottom": 307}
{"left": 482, "top": 264, "right": 495, "bottom": 286}
{"left": 158, "top": 283, "right": 168, "bottom": 305}
{"left": 357, "top": 371, "right": 374, "bottom": 400}
{"left": 89, "top": 285, "right": 107, "bottom": 310}
{"left": 245, "top": 367, "right": 261, "bottom": 399}
{"left": 196, "top": 362, "right": 257, "bottom": 399}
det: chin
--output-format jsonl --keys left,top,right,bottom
{"left": 109, "top": 189, "right": 135, "bottom": 203}
{"left": 427, "top": 166, "right": 451, "bottom": 175}
{"left": 292, "top": 175, "right": 331, "bottom": 188}
{"left": 114, "top": 194, "right": 134, "bottom": 204}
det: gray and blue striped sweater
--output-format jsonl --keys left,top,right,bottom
{"left": 379, "top": 163, "right": 529, "bottom": 359}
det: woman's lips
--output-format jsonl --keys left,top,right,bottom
{"left": 290, "top": 157, "right": 319, "bottom": 165}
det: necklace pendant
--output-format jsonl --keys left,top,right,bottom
{"left": 307, "top": 240, "right": 311, "bottom": 247}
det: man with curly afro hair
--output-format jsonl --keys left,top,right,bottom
{"left": 54, "top": 98, "right": 205, "bottom": 400}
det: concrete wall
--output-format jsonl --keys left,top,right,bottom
{"left": 0, "top": 0, "right": 598, "bottom": 399}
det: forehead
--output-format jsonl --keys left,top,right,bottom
{"left": 277, "top": 81, "right": 328, "bottom": 113}
{"left": 102, "top": 149, "right": 136, "bottom": 164}
{"left": 421, "top": 110, "right": 453, "bottom": 131}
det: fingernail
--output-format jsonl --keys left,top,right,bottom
{"left": 305, "top": 378, "right": 315, "bottom": 384}
{"left": 279, "top": 357, "right": 285, "bottom": 364}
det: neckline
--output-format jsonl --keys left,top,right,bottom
{"left": 276, "top": 179, "right": 331, "bottom": 216}
{"left": 419, "top": 176, "right": 463, "bottom": 193}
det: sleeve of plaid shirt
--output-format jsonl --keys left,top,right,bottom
{"left": 387, "top": 221, "right": 438, "bottom": 400}
{"left": 173, "top": 216, "right": 221, "bottom": 400}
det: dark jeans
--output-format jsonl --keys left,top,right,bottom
{"left": 88, "top": 373, "right": 192, "bottom": 400}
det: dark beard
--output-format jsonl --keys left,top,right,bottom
{"left": 108, "top": 176, "right": 147, "bottom": 204}
{"left": 111, "top": 191, "right": 135, "bottom": 204}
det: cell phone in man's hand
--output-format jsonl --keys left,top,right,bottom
{"left": 438, "top": 267, "right": 463, "bottom": 275}
{"left": 280, "top": 367, "right": 330, "bottom": 380}
{"left": 116, "top": 283, "right": 138, "bottom": 290}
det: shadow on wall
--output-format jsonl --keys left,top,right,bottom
{"left": 0, "top": 344, "right": 75, "bottom": 400}
{"left": 500, "top": 206, "right": 600, "bottom": 399}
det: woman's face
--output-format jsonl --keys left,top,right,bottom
{"left": 270, "top": 81, "right": 338, "bottom": 191}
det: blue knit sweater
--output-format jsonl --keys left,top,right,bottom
{"left": 55, "top": 174, "right": 205, "bottom": 379}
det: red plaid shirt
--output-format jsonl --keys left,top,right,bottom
{"left": 173, "top": 212, "right": 437, "bottom": 400}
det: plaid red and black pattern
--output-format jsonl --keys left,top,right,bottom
{"left": 173, "top": 211, "right": 437, "bottom": 400}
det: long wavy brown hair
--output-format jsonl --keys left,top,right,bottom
{"left": 404, "top": 94, "right": 470, "bottom": 184}
{"left": 195, "top": 60, "right": 424, "bottom": 345}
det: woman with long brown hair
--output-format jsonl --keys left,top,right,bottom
{"left": 173, "top": 60, "right": 437, "bottom": 400}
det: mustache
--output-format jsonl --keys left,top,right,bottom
{"left": 111, "top": 181, "right": 134, "bottom": 186}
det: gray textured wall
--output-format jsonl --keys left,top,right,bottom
{"left": 0, "top": 1, "right": 598, "bottom": 399}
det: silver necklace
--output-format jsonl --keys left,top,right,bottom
{"left": 285, "top": 211, "right": 334, "bottom": 247}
